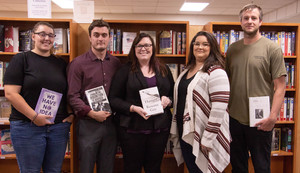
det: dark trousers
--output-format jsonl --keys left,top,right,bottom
{"left": 76, "top": 118, "right": 117, "bottom": 173}
{"left": 180, "top": 139, "right": 203, "bottom": 173}
{"left": 230, "top": 117, "right": 272, "bottom": 173}
{"left": 119, "top": 127, "right": 169, "bottom": 173}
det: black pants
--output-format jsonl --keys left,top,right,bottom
{"left": 119, "top": 127, "right": 169, "bottom": 173}
{"left": 180, "top": 139, "right": 203, "bottom": 173}
{"left": 230, "top": 117, "right": 272, "bottom": 173}
{"left": 76, "top": 118, "right": 117, "bottom": 173}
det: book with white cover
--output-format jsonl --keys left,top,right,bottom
{"left": 249, "top": 96, "right": 270, "bottom": 127}
{"left": 139, "top": 86, "right": 163, "bottom": 116}
{"left": 85, "top": 86, "right": 111, "bottom": 113}
{"left": 122, "top": 32, "right": 137, "bottom": 54}
{"left": 35, "top": 88, "right": 63, "bottom": 123}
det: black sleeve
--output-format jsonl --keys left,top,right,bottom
{"left": 166, "top": 65, "right": 175, "bottom": 106}
{"left": 4, "top": 53, "right": 25, "bottom": 86}
{"left": 109, "top": 64, "right": 132, "bottom": 115}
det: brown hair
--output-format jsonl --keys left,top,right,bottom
{"left": 32, "top": 21, "right": 55, "bottom": 54}
{"left": 128, "top": 33, "right": 168, "bottom": 77}
{"left": 187, "top": 31, "right": 225, "bottom": 72}
{"left": 88, "top": 19, "right": 110, "bottom": 36}
{"left": 239, "top": 4, "right": 263, "bottom": 21}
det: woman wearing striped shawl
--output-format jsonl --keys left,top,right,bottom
{"left": 170, "top": 31, "right": 231, "bottom": 173}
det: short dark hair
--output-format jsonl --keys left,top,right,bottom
{"left": 187, "top": 31, "right": 225, "bottom": 72}
{"left": 128, "top": 33, "right": 168, "bottom": 77}
{"left": 33, "top": 21, "right": 54, "bottom": 33}
{"left": 32, "top": 21, "right": 55, "bottom": 54}
{"left": 88, "top": 19, "right": 110, "bottom": 36}
{"left": 239, "top": 4, "right": 263, "bottom": 21}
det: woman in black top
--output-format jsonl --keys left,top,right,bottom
{"left": 4, "top": 22, "right": 73, "bottom": 173}
{"left": 109, "top": 33, "right": 174, "bottom": 173}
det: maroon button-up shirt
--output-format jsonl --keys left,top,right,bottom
{"left": 67, "top": 49, "right": 121, "bottom": 117}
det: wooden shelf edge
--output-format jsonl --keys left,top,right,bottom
{"left": 0, "top": 153, "right": 71, "bottom": 160}
{"left": 276, "top": 120, "right": 295, "bottom": 124}
{"left": 271, "top": 150, "right": 293, "bottom": 156}
{"left": 0, "top": 119, "right": 10, "bottom": 125}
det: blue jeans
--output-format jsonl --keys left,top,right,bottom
{"left": 10, "top": 120, "right": 71, "bottom": 173}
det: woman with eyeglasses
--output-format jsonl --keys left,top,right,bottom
{"left": 4, "top": 21, "right": 73, "bottom": 173}
{"left": 170, "top": 31, "right": 231, "bottom": 173}
{"left": 109, "top": 33, "right": 174, "bottom": 173}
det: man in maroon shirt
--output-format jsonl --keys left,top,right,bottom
{"left": 67, "top": 19, "right": 121, "bottom": 173}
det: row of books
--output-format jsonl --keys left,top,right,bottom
{"left": 285, "top": 62, "right": 295, "bottom": 88}
{"left": 213, "top": 30, "right": 296, "bottom": 56}
{"left": 166, "top": 63, "right": 186, "bottom": 81}
{"left": 278, "top": 97, "right": 294, "bottom": 121}
{"left": 107, "top": 29, "right": 186, "bottom": 55}
{"left": 159, "top": 30, "right": 186, "bottom": 55}
{"left": 271, "top": 127, "right": 292, "bottom": 152}
{"left": 0, "top": 25, "right": 70, "bottom": 53}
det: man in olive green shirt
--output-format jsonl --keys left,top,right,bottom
{"left": 225, "top": 4, "right": 286, "bottom": 173}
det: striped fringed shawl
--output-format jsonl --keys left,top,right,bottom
{"left": 170, "top": 65, "right": 231, "bottom": 173}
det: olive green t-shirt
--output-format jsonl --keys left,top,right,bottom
{"left": 226, "top": 37, "right": 287, "bottom": 125}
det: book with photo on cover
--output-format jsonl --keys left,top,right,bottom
{"left": 35, "top": 88, "right": 63, "bottom": 123}
{"left": 249, "top": 96, "right": 270, "bottom": 127}
{"left": 85, "top": 86, "right": 111, "bottom": 113}
{"left": 139, "top": 86, "right": 164, "bottom": 116}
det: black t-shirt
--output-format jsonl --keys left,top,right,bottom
{"left": 4, "top": 51, "right": 68, "bottom": 123}
{"left": 176, "top": 71, "right": 195, "bottom": 137}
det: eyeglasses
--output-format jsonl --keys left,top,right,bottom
{"left": 135, "top": 44, "right": 152, "bottom": 50}
{"left": 34, "top": 32, "right": 56, "bottom": 39}
{"left": 192, "top": 42, "right": 210, "bottom": 48}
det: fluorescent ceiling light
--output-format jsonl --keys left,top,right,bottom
{"left": 180, "top": 2, "right": 209, "bottom": 12}
{"left": 52, "top": 0, "right": 74, "bottom": 9}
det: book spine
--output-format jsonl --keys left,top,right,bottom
{"left": 4, "top": 26, "right": 13, "bottom": 52}
{"left": 286, "top": 97, "right": 290, "bottom": 121}
{"left": 283, "top": 97, "right": 287, "bottom": 121}
{"left": 284, "top": 32, "right": 288, "bottom": 56}
{"left": 177, "top": 32, "right": 181, "bottom": 54}
{"left": 287, "top": 32, "right": 291, "bottom": 56}
{"left": 0, "top": 61, "right": 3, "bottom": 88}
{"left": 181, "top": 32, "right": 186, "bottom": 55}
{"left": 109, "top": 29, "right": 114, "bottom": 54}
{"left": 116, "top": 29, "right": 121, "bottom": 54}
{"left": 0, "top": 25, "right": 4, "bottom": 52}
{"left": 280, "top": 31, "right": 285, "bottom": 55}
{"left": 290, "top": 64, "right": 294, "bottom": 88}
{"left": 291, "top": 31, "right": 295, "bottom": 56}
{"left": 289, "top": 97, "right": 294, "bottom": 121}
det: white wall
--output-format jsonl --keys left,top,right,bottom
{"left": 0, "top": 11, "right": 239, "bottom": 25}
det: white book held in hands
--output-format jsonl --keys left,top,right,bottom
{"left": 139, "top": 86, "right": 164, "bottom": 116}
{"left": 249, "top": 96, "right": 270, "bottom": 127}
{"left": 35, "top": 88, "right": 63, "bottom": 123}
{"left": 85, "top": 86, "right": 111, "bottom": 113}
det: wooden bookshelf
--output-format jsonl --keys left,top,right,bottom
{"left": 204, "top": 22, "right": 299, "bottom": 173}
{"left": 0, "top": 17, "right": 76, "bottom": 173}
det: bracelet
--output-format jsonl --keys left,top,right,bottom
{"left": 32, "top": 113, "right": 38, "bottom": 122}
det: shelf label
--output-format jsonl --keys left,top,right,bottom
{"left": 273, "top": 154, "right": 279, "bottom": 156}
{"left": 0, "top": 156, "right": 5, "bottom": 159}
